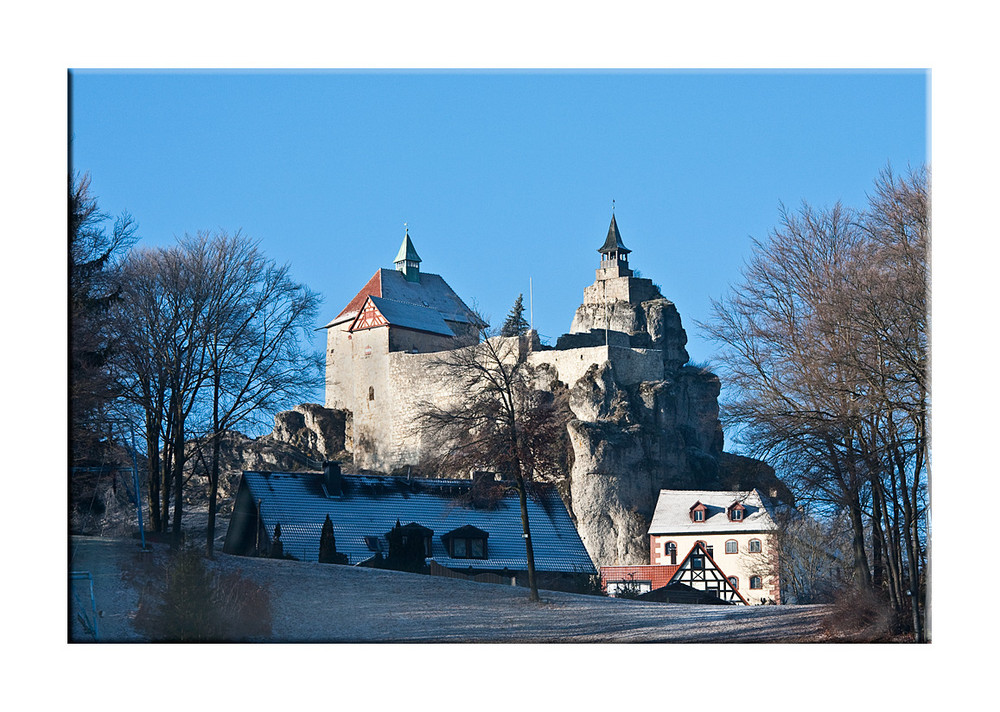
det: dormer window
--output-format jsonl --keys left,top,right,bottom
{"left": 728, "top": 502, "right": 747, "bottom": 522}
{"left": 690, "top": 502, "right": 708, "bottom": 523}
{"left": 443, "top": 525, "right": 489, "bottom": 560}
{"left": 391, "top": 522, "right": 434, "bottom": 557}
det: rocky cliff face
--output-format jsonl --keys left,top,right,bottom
{"left": 549, "top": 294, "right": 727, "bottom": 566}
{"left": 182, "top": 404, "right": 351, "bottom": 509}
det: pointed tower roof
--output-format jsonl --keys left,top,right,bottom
{"left": 598, "top": 214, "right": 631, "bottom": 255}
{"left": 394, "top": 229, "right": 422, "bottom": 265}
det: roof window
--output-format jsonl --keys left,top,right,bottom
{"left": 442, "top": 524, "right": 489, "bottom": 560}
{"left": 728, "top": 502, "right": 747, "bottom": 522}
{"left": 690, "top": 502, "right": 708, "bottom": 523}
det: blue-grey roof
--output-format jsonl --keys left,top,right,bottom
{"left": 378, "top": 269, "right": 477, "bottom": 325}
{"left": 238, "top": 471, "right": 596, "bottom": 574}
{"left": 368, "top": 296, "right": 454, "bottom": 337}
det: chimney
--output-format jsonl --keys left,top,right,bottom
{"left": 471, "top": 470, "right": 496, "bottom": 484}
{"left": 323, "top": 460, "right": 342, "bottom": 497}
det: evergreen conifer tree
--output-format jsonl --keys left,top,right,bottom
{"left": 270, "top": 523, "right": 284, "bottom": 559}
{"left": 500, "top": 294, "right": 529, "bottom": 336}
{"left": 318, "top": 514, "right": 347, "bottom": 564}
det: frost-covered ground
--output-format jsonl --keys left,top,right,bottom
{"left": 69, "top": 533, "right": 828, "bottom": 643}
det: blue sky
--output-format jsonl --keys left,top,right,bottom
{"left": 69, "top": 69, "right": 928, "bottom": 413}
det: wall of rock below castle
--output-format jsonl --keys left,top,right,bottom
{"left": 563, "top": 361, "right": 726, "bottom": 566}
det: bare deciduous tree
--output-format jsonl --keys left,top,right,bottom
{"left": 418, "top": 323, "right": 570, "bottom": 602}
{"left": 701, "top": 165, "right": 928, "bottom": 639}
{"left": 198, "top": 231, "right": 322, "bottom": 557}
{"left": 110, "top": 232, "right": 322, "bottom": 551}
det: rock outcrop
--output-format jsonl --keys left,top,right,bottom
{"left": 549, "top": 303, "right": 727, "bottom": 566}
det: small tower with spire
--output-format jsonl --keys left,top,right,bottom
{"left": 580, "top": 209, "right": 660, "bottom": 308}
{"left": 598, "top": 213, "right": 633, "bottom": 278}
{"left": 394, "top": 225, "right": 422, "bottom": 283}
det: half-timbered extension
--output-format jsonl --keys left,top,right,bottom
{"left": 600, "top": 542, "right": 749, "bottom": 604}
{"left": 647, "top": 489, "right": 782, "bottom": 604}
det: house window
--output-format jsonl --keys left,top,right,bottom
{"left": 368, "top": 386, "right": 375, "bottom": 401}
{"left": 665, "top": 541, "right": 677, "bottom": 565}
{"left": 750, "top": 575, "right": 762, "bottom": 589}
{"left": 731, "top": 508, "right": 743, "bottom": 521}
{"left": 691, "top": 556, "right": 704, "bottom": 570}
{"left": 748, "top": 538, "right": 762, "bottom": 553}
{"left": 725, "top": 540, "right": 738, "bottom": 554}
{"left": 694, "top": 510, "right": 704, "bottom": 521}
{"left": 728, "top": 576, "right": 739, "bottom": 589}
{"left": 449, "top": 536, "right": 486, "bottom": 559}
{"left": 444, "top": 525, "right": 489, "bottom": 559}
{"left": 607, "top": 580, "right": 652, "bottom": 597}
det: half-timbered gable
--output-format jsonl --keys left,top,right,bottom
{"left": 669, "top": 541, "right": 749, "bottom": 605}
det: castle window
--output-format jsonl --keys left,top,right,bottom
{"left": 725, "top": 540, "right": 738, "bottom": 554}
{"left": 368, "top": 386, "right": 375, "bottom": 401}
{"left": 748, "top": 538, "right": 762, "bottom": 553}
{"left": 750, "top": 575, "right": 762, "bottom": 589}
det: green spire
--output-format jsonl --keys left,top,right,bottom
{"left": 394, "top": 225, "right": 422, "bottom": 282}
{"left": 395, "top": 227, "right": 421, "bottom": 264}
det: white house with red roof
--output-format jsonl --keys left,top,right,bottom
{"left": 647, "top": 489, "right": 781, "bottom": 604}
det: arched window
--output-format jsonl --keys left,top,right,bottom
{"left": 725, "top": 540, "right": 738, "bottom": 554}
{"left": 728, "top": 576, "right": 739, "bottom": 589}
{"left": 750, "top": 575, "right": 762, "bottom": 589}
{"left": 664, "top": 541, "right": 677, "bottom": 565}
{"left": 748, "top": 538, "right": 762, "bottom": 553}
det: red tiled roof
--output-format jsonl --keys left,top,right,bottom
{"left": 334, "top": 270, "right": 383, "bottom": 322}
{"left": 599, "top": 564, "right": 680, "bottom": 592}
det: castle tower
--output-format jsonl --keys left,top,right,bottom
{"left": 394, "top": 227, "right": 422, "bottom": 283}
{"left": 580, "top": 213, "right": 658, "bottom": 308}
{"left": 597, "top": 214, "right": 633, "bottom": 278}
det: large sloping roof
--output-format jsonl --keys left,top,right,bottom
{"left": 233, "top": 470, "right": 596, "bottom": 574}
{"left": 325, "top": 269, "right": 478, "bottom": 329}
{"left": 647, "top": 489, "right": 777, "bottom": 535}
{"left": 358, "top": 296, "right": 454, "bottom": 336}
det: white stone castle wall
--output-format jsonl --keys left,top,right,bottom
{"left": 529, "top": 345, "right": 664, "bottom": 388}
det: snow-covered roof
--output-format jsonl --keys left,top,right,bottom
{"left": 364, "top": 296, "right": 455, "bottom": 336}
{"left": 325, "top": 268, "right": 479, "bottom": 329}
{"left": 227, "top": 470, "right": 596, "bottom": 574}
{"left": 647, "top": 489, "right": 777, "bottom": 535}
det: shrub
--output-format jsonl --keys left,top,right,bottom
{"left": 612, "top": 575, "right": 645, "bottom": 600}
{"left": 821, "top": 585, "right": 907, "bottom": 642}
{"left": 135, "top": 548, "right": 272, "bottom": 642}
